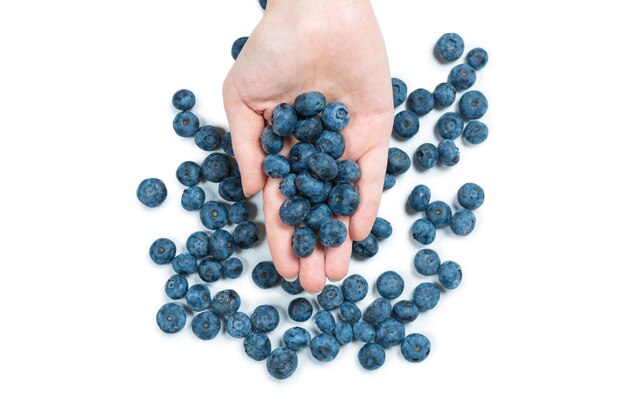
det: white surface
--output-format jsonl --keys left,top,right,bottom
{"left": 1, "top": 0, "right": 624, "bottom": 416}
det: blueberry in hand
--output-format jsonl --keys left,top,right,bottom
{"left": 294, "top": 116, "right": 324, "bottom": 143}
{"left": 261, "top": 125, "right": 284, "bottom": 154}
{"left": 335, "top": 160, "right": 360, "bottom": 183}
{"left": 308, "top": 152, "right": 338, "bottom": 181}
{"left": 291, "top": 226, "right": 316, "bottom": 258}
{"left": 263, "top": 154, "right": 291, "bottom": 178}
{"left": 294, "top": 91, "right": 326, "bottom": 117}
{"left": 288, "top": 142, "right": 317, "bottom": 173}
{"left": 316, "top": 131, "right": 345, "bottom": 159}
{"left": 305, "top": 203, "right": 333, "bottom": 230}
{"left": 279, "top": 194, "right": 311, "bottom": 226}
{"left": 328, "top": 184, "right": 359, "bottom": 216}
{"left": 272, "top": 103, "right": 297, "bottom": 136}
{"left": 321, "top": 102, "right": 350, "bottom": 131}
{"left": 318, "top": 219, "right": 347, "bottom": 247}
{"left": 137, "top": 178, "right": 167, "bottom": 208}
{"left": 279, "top": 173, "right": 298, "bottom": 197}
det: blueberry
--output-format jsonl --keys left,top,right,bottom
{"left": 208, "top": 230, "right": 234, "bottom": 261}
{"left": 353, "top": 321, "right": 376, "bottom": 343}
{"left": 263, "top": 154, "right": 290, "bottom": 179}
{"left": 305, "top": 203, "right": 333, "bottom": 230}
{"left": 436, "top": 112, "right": 464, "bottom": 140}
{"left": 393, "top": 110, "right": 420, "bottom": 139}
{"left": 310, "top": 334, "right": 341, "bottom": 362}
{"left": 457, "top": 182, "right": 485, "bottom": 209}
{"left": 225, "top": 311, "right": 252, "bottom": 338}
{"left": 186, "top": 284, "right": 211, "bottom": 311}
{"left": 375, "top": 318, "right": 405, "bottom": 348}
{"left": 318, "top": 220, "right": 347, "bottom": 247}
{"left": 251, "top": 305, "right": 280, "bottom": 333}
{"left": 176, "top": 161, "right": 202, "bottom": 187}
{"left": 218, "top": 177, "right": 245, "bottom": 202}
{"left": 467, "top": 47, "right": 489, "bottom": 70}
{"left": 317, "top": 284, "right": 344, "bottom": 310}
{"left": 459, "top": 90, "right": 488, "bottom": 120}
{"left": 308, "top": 180, "right": 332, "bottom": 204}
{"left": 295, "top": 171, "right": 325, "bottom": 197}
{"left": 294, "top": 91, "right": 326, "bottom": 117}
{"left": 439, "top": 260, "right": 462, "bottom": 289}
{"left": 200, "top": 201, "right": 229, "bottom": 230}
{"left": 339, "top": 301, "right": 362, "bottom": 324}
{"left": 231, "top": 36, "right": 248, "bottom": 60}
{"left": 228, "top": 202, "right": 250, "bottom": 224}
{"left": 294, "top": 116, "right": 324, "bottom": 143}
{"left": 392, "top": 300, "right": 419, "bottom": 324}
{"left": 165, "top": 274, "right": 188, "bottom": 300}
{"left": 280, "top": 277, "right": 304, "bottom": 295}
{"left": 450, "top": 209, "right": 476, "bottom": 236}
{"left": 173, "top": 111, "right": 200, "bottom": 137}
{"left": 413, "top": 282, "right": 441, "bottom": 311}
{"left": 233, "top": 221, "right": 260, "bottom": 249}
{"left": 308, "top": 152, "right": 338, "bottom": 181}
{"left": 358, "top": 342, "right": 386, "bottom": 370}
{"left": 314, "top": 310, "right": 336, "bottom": 334}
{"left": 352, "top": 234, "right": 379, "bottom": 259}
{"left": 181, "top": 186, "right": 206, "bottom": 211}
{"left": 288, "top": 142, "right": 317, "bottom": 173}
{"left": 222, "top": 257, "right": 244, "bottom": 279}
{"left": 137, "top": 178, "right": 167, "bottom": 208}
{"left": 244, "top": 332, "right": 272, "bottom": 361}
{"left": 198, "top": 257, "right": 222, "bottom": 282}
{"left": 414, "top": 143, "right": 439, "bottom": 170}
{"left": 371, "top": 217, "right": 392, "bottom": 240}
{"left": 288, "top": 297, "right": 313, "bottom": 322}
{"left": 266, "top": 347, "right": 298, "bottom": 380}
{"left": 414, "top": 249, "right": 441, "bottom": 276}
{"left": 408, "top": 184, "right": 431, "bottom": 212}
{"left": 259, "top": 0, "right": 267, "bottom": 9}
{"left": 221, "top": 131, "right": 234, "bottom": 156}
{"left": 202, "top": 153, "right": 231, "bottom": 183}
{"left": 210, "top": 289, "right": 241, "bottom": 317}
{"left": 156, "top": 303, "right": 186, "bottom": 334}
{"left": 376, "top": 271, "right": 405, "bottom": 300}
{"left": 279, "top": 194, "right": 311, "bottom": 226}
{"left": 186, "top": 231, "right": 210, "bottom": 258}
{"left": 383, "top": 174, "right": 396, "bottom": 190}
{"left": 401, "top": 333, "right": 431, "bottom": 362}
{"left": 272, "top": 103, "right": 297, "bottom": 136}
{"left": 341, "top": 274, "right": 369, "bottom": 302}
{"left": 426, "top": 201, "right": 452, "bottom": 227}
{"left": 291, "top": 226, "right": 316, "bottom": 258}
{"left": 411, "top": 218, "right": 436, "bottom": 245}
{"left": 172, "top": 253, "right": 197, "bottom": 274}
{"left": 463, "top": 120, "right": 489, "bottom": 145}
{"left": 252, "top": 261, "right": 281, "bottom": 289}
{"left": 363, "top": 298, "right": 392, "bottom": 325}
{"left": 283, "top": 327, "right": 311, "bottom": 350}
{"left": 279, "top": 173, "right": 298, "bottom": 197}
{"left": 386, "top": 147, "right": 411, "bottom": 175}
{"left": 392, "top": 77, "right": 408, "bottom": 107}
{"left": 191, "top": 311, "right": 221, "bottom": 340}
{"left": 316, "top": 131, "right": 345, "bottom": 159}
{"left": 438, "top": 140, "right": 460, "bottom": 166}
{"left": 328, "top": 184, "right": 359, "bottom": 216}
{"left": 435, "top": 33, "right": 465, "bottom": 62}
{"left": 433, "top": 82, "right": 456, "bottom": 108}
{"left": 172, "top": 89, "right": 195, "bottom": 111}
{"left": 194, "top": 125, "right": 221, "bottom": 151}
{"left": 261, "top": 126, "right": 284, "bottom": 154}
{"left": 407, "top": 88, "right": 435, "bottom": 117}
{"left": 335, "top": 321, "right": 353, "bottom": 345}
{"left": 149, "top": 238, "right": 176, "bottom": 265}
{"left": 232, "top": 160, "right": 241, "bottom": 178}
{"left": 335, "top": 160, "right": 360, "bottom": 183}
{"left": 448, "top": 64, "right": 477, "bottom": 91}
{"left": 321, "top": 102, "right": 350, "bottom": 132}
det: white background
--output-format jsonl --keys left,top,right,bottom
{"left": 1, "top": 0, "right": 624, "bottom": 416}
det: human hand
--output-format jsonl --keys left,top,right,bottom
{"left": 223, "top": 0, "right": 393, "bottom": 292}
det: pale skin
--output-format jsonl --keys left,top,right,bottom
{"left": 223, "top": 0, "right": 393, "bottom": 293}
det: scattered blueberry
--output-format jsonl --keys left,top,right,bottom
{"left": 371, "top": 217, "right": 392, "bottom": 240}
{"left": 413, "top": 282, "right": 441, "bottom": 311}
{"left": 383, "top": 174, "right": 396, "bottom": 190}
{"left": 341, "top": 274, "right": 369, "bottom": 302}
{"left": 231, "top": 36, "right": 248, "bottom": 60}
{"left": 459, "top": 90, "right": 488, "bottom": 120}
{"left": 466, "top": 47, "right": 489, "bottom": 70}
{"left": 222, "top": 257, "right": 244, "bottom": 279}
{"left": 186, "top": 231, "right": 210, "bottom": 258}
{"left": 211, "top": 289, "right": 241, "bottom": 317}
{"left": 450, "top": 209, "right": 476, "bottom": 236}
{"left": 414, "top": 143, "right": 439, "bottom": 170}
{"left": 426, "top": 200, "right": 452, "bottom": 228}
{"left": 272, "top": 103, "right": 297, "bottom": 136}
{"left": 436, "top": 112, "right": 464, "bottom": 140}
{"left": 414, "top": 248, "right": 441, "bottom": 276}
{"left": 280, "top": 277, "right": 304, "bottom": 295}
{"left": 393, "top": 110, "right": 420, "bottom": 139}
{"left": 352, "top": 234, "right": 379, "bottom": 258}
{"left": 407, "top": 88, "right": 435, "bottom": 117}
{"left": 283, "top": 327, "right": 311, "bottom": 350}
{"left": 375, "top": 317, "right": 405, "bottom": 348}
{"left": 411, "top": 218, "right": 436, "bottom": 245}
{"left": 266, "top": 347, "right": 298, "bottom": 380}
{"left": 225, "top": 311, "right": 252, "bottom": 338}
{"left": 353, "top": 321, "right": 376, "bottom": 343}
{"left": 233, "top": 221, "right": 260, "bottom": 249}
{"left": 318, "top": 219, "right": 347, "bottom": 247}
{"left": 173, "top": 111, "right": 200, "bottom": 137}
{"left": 251, "top": 305, "right": 280, "bottom": 333}
{"left": 194, "top": 125, "right": 221, "bottom": 151}
{"left": 172, "top": 89, "right": 195, "bottom": 111}
{"left": 202, "top": 153, "right": 231, "bottom": 183}
{"left": 137, "top": 178, "right": 167, "bottom": 208}
{"left": 314, "top": 310, "right": 336, "bottom": 334}
{"left": 335, "top": 321, "right": 353, "bottom": 345}
{"left": 228, "top": 202, "right": 250, "bottom": 224}
{"left": 463, "top": 120, "right": 489, "bottom": 144}
{"left": 252, "top": 261, "right": 281, "bottom": 289}
{"left": 376, "top": 271, "right": 405, "bottom": 300}
{"left": 401, "top": 333, "right": 431, "bottom": 362}
{"left": 310, "top": 334, "right": 341, "bottom": 362}
{"left": 181, "top": 186, "right": 205, "bottom": 211}
{"left": 387, "top": 147, "right": 411, "bottom": 175}
{"left": 358, "top": 342, "right": 386, "bottom": 370}
{"left": 392, "top": 300, "right": 419, "bottom": 324}
{"left": 457, "top": 182, "right": 485, "bottom": 209}
{"left": 221, "top": 131, "right": 234, "bottom": 156}
{"left": 408, "top": 184, "right": 431, "bottom": 212}
{"left": 186, "top": 284, "right": 211, "bottom": 312}
{"left": 433, "top": 82, "right": 456, "bottom": 108}
{"left": 192, "top": 311, "right": 221, "bottom": 340}
{"left": 288, "top": 297, "right": 313, "bottom": 322}
{"left": 176, "top": 161, "right": 202, "bottom": 187}
{"left": 363, "top": 298, "right": 392, "bottom": 325}
{"left": 317, "top": 284, "right": 344, "bottom": 310}
{"left": 339, "top": 301, "right": 362, "bottom": 324}
{"left": 165, "top": 274, "right": 188, "bottom": 300}
{"left": 244, "top": 332, "right": 272, "bottom": 361}
{"left": 218, "top": 177, "right": 245, "bottom": 202}
{"left": 172, "top": 253, "right": 197, "bottom": 274}
{"left": 439, "top": 260, "right": 462, "bottom": 289}
{"left": 156, "top": 303, "right": 186, "bottom": 334}
{"left": 438, "top": 139, "right": 460, "bottom": 166}
{"left": 197, "top": 258, "right": 222, "bottom": 282}
{"left": 149, "top": 238, "right": 176, "bottom": 265}
{"left": 321, "top": 102, "right": 350, "bottom": 131}
{"left": 200, "top": 200, "right": 229, "bottom": 230}
{"left": 448, "top": 64, "right": 477, "bottom": 91}
{"left": 392, "top": 77, "right": 408, "bottom": 107}
{"left": 435, "top": 33, "right": 465, "bottom": 62}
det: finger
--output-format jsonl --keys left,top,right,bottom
{"left": 298, "top": 244, "right": 326, "bottom": 294}
{"left": 263, "top": 178, "right": 300, "bottom": 279}
{"left": 325, "top": 216, "right": 352, "bottom": 281}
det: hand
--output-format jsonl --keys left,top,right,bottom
{"left": 223, "top": 0, "right": 393, "bottom": 292}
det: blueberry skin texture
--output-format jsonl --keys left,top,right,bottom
{"left": 281, "top": 277, "right": 304, "bottom": 295}
{"left": 252, "top": 261, "right": 281, "bottom": 289}
{"left": 433, "top": 82, "right": 456, "bottom": 108}
{"left": 165, "top": 274, "right": 188, "bottom": 300}
{"left": 414, "top": 143, "right": 439, "bottom": 170}
{"left": 156, "top": 303, "right": 186, "bottom": 334}
{"left": 291, "top": 226, "right": 316, "bottom": 258}
{"left": 392, "top": 77, "right": 408, "bottom": 107}
{"left": 197, "top": 258, "right": 222, "bottom": 283}
{"left": 294, "top": 91, "right": 326, "bottom": 117}
{"left": 352, "top": 234, "right": 379, "bottom": 258}
{"left": 371, "top": 217, "right": 392, "bottom": 240}
{"left": 263, "top": 154, "right": 291, "bottom": 179}
{"left": 172, "top": 89, "right": 195, "bottom": 111}
{"left": 401, "top": 333, "right": 431, "bottom": 362}
{"left": 314, "top": 310, "right": 336, "bottom": 334}
{"left": 173, "top": 111, "right": 200, "bottom": 137}
{"left": 308, "top": 180, "right": 333, "bottom": 204}
{"left": 288, "top": 142, "right": 317, "bottom": 173}
{"left": 233, "top": 221, "right": 260, "bottom": 249}
{"left": 305, "top": 203, "right": 333, "bottom": 230}
{"left": 467, "top": 47, "right": 489, "bottom": 70}
{"left": 202, "top": 153, "right": 231, "bottom": 183}
{"left": 353, "top": 321, "right": 376, "bottom": 343}
{"left": 272, "top": 103, "right": 297, "bottom": 136}
{"left": 358, "top": 343, "right": 386, "bottom": 370}
{"left": 194, "top": 125, "right": 221, "bottom": 151}
{"left": 407, "top": 89, "right": 435, "bottom": 117}
{"left": 266, "top": 347, "right": 298, "bottom": 380}
{"left": 411, "top": 218, "right": 436, "bottom": 245}
{"left": 438, "top": 140, "right": 461, "bottom": 166}
{"left": 137, "top": 178, "right": 167, "bottom": 208}
{"left": 221, "top": 132, "right": 234, "bottom": 156}
{"left": 450, "top": 209, "right": 476, "bottom": 236}
{"left": 448, "top": 64, "right": 477, "bottom": 91}
{"left": 186, "top": 284, "right": 211, "bottom": 312}
{"left": 339, "top": 301, "right": 362, "bottom": 324}
{"left": 392, "top": 300, "right": 419, "bottom": 324}
{"left": 426, "top": 200, "right": 453, "bottom": 228}
{"left": 294, "top": 116, "right": 324, "bottom": 143}
{"left": 463, "top": 120, "right": 489, "bottom": 145}
{"left": 459, "top": 90, "right": 488, "bottom": 120}
{"left": 335, "top": 160, "right": 360, "bottom": 183}
{"left": 386, "top": 147, "right": 411, "bottom": 175}
{"left": 244, "top": 332, "right": 272, "bottom": 361}
{"left": 435, "top": 33, "right": 465, "bottom": 62}
{"left": 261, "top": 126, "right": 284, "bottom": 154}
{"left": 149, "top": 238, "right": 176, "bottom": 265}
{"left": 393, "top": 110, "right": 420, "bottom": 139}
{"left": 376, "top": 271, "right": 405, "bottom": 300}
{"left": 279, "top": 194, "right": 311, "bottom": 226}
{"left": 335, "top": 321, "right": 353, "bottom": 345}
{"left": 321, "top": 102, "right": 350, "bottom": 132}
{"left": 222, "top": 257, "right": 244, "bottom": 279}
{"left": 225, "top": 312, "right": 252, "bottom": 338}
{"left": 375, "top": 318, "right": 405, "bottom": 348}
{"left": 172, "top": 253, "right": 197, "bottom": 275}
{"left": 408, "top": 184, "right": 431, "bottom": 212}
{"left": 191, "top": 311, "right": 221, "bottom": 340}
{"left": 341, "top": 275, "right": 369, "bottom": 302}
{"left": 211, "top": 289, "right": 241, "bottom": 317}
{"left": 364, "top": 298, "right": 392, "bottom": 325}
{"left": 283, "top": 327, "right": 311, "bottom": 351}
{"left": 200, "top": 201, "right": 229, "bottom": 230}
{"left": 181, "top": 186, "right": 206, "bottom": 211}
{"left": 457, "top": 182, "right": 485, "bottom": 209}
{"left": 310, "top": 334, "right": 341, "bottom": 362}
{"left": 295, "top": 171, "right": 325, "bottom": 197}
{"left": 287, "top": 297, "right": 313, "bottom": 322}
{"left": 436, "top": 112, "right": 464, "bottom": 140}
{"left": 414, "top": 249, "right": 441, "bottom": 276}
{"left": 317, "top": 284, "right": 344, "bottom": 310}
{"left": 439, "top": 260, "right": 462, "bottom": 290}
{"left": 316, "top": 131, "right": 345, "bottom": 159}
{"left": 231, "top": 36, "right": 248, "bottom": 60}
{"left": 251, "top": 305, "right": 280, "bottom": 333}
{"left": 279, "top": 173, "right": 298, "bottom": 197}
{"left": 383, "top": 174, "right": 396, "bottom": 190}
{"left": 218, "top": 177, "right": 246, "bottom": 202}
{"left": 176, "top": 161, "right": 202, "bottom": 187}
{"left": 308, "top": 152, "right": 338, "bottom": 181}
{"left": 228, "top": 202, "right": 250, "bottom": 224}
{"left": 186, "top": 231, "right": 210, "bottom": 258}
{"left": 413, "top": 283, "right": 441, "bottom": 311}
{"left": 318, "top": 220, "right": 348, "bottom": 247}
{"left": 328, "top": 184, "right": 359, "bottom": 216}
